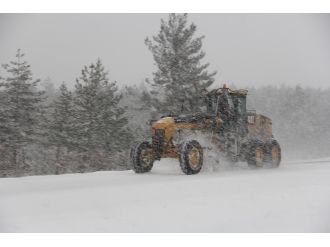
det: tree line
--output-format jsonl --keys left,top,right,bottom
{"left": 0, "top": 51, "right": 135, "bottom": 177}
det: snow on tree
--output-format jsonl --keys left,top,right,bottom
{"left": 145, "top": 13, "right": 216, "bottom": 115}
{"left": 0, "top": 49, "right": 46, "bottom": 174}
{"left": 119, "top": 83, "right": 154, "bottom": 141}
{"left": 73, "top": 59, "right": 133, "bottom": 170}
{"left": 47, "top": 83, "right": 76, "bottom": 168}
{"left": 41, "top": 77, "right": 57, "bottom": 104}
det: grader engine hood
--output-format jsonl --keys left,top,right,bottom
{"left": 151, "top": 113, "right": 221, "bottom": 144}
{"left": 152, "top": 117, "right": 175, "bottom": 143}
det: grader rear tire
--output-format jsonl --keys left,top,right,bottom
{"left": 131, "top": 141, "right": 154, "bottom": 173}
{"left": 179, "top": 140, "right": 203, "bottom": 175}
{"left": 247, "top": 142, "right": 265, "bottom": 168}
{"left": 265, "top": 140, "right": 281, "bottom": 167}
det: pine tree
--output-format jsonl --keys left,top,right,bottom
{"left": 41, "top": 77, "right": 57, "bottom": 104}
{"left": 145, "top": 13, "right": 216, "bottom": 115}
{"left": 0, "top": 49, "right": 46, "bottom": 172}
{"left": 48, "top": 83, "right": 75, "bottom": 166}
{"left": 0, "top": 73, "right": 13, "bottom": 175}
{"left": 120, "top": 84, "right": 154, "bottom": 141}
{"left": 0, "top": 74, "right": 7, "bottom": 143}
{"left": 73, "top": 59, "right": 132, "bottom": 170}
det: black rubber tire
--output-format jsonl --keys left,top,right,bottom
{"left": 179, "top": 140, "right": 203, "bottom": 175}
{"left": 265, "top": 140, "right": 281, "bottom": 167}
{"left": 131, "top": 141, "right": 154, "bottom": 173}
{"left": 247, "top": 141, "right": 265, "bottom": 168}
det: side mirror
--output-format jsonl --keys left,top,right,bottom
{"left": 248, "top": 115, "right": 255, "bottom": 124}
{"left": 147, "top": 119, "right": 157, "bottom": 126}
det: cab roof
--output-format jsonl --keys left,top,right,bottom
{"left": 207, "top": 84, "right": 248, "bottom": 96}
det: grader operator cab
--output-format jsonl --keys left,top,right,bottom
{"left": 130, "top": 84, "right": 281, "bottom": 175}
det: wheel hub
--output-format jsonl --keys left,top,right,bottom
{"left": 271, "top": 146, "right": 279, "bottom": 166}
{"left": 255, "top": 146, "right": 263, "bottom": 167}
{"left": 188, "top": 147, "right": 200, "bottom": 169}
{"left": 140, "top": 149, "right": 153, "bottom": 167}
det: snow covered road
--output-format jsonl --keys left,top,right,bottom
{"left": 1, "top": 159, "right": 330, "bottom": 232}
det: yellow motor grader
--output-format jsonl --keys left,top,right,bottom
{"left": 130, "top": 85, "right": 281, "bottom": 175}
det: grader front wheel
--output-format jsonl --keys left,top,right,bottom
{"left": 179, "top": 140, "right": 203, "bottom": 175}
{"left": 131, "top": 141, "right": 154, "bottom": 173}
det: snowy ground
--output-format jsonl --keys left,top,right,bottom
{"left": 1, "top": 158, "right": 330, "bottom": 232}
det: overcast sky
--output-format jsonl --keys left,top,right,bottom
{"left": 0, "top": 14, "right": 329, "bottom": 89}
